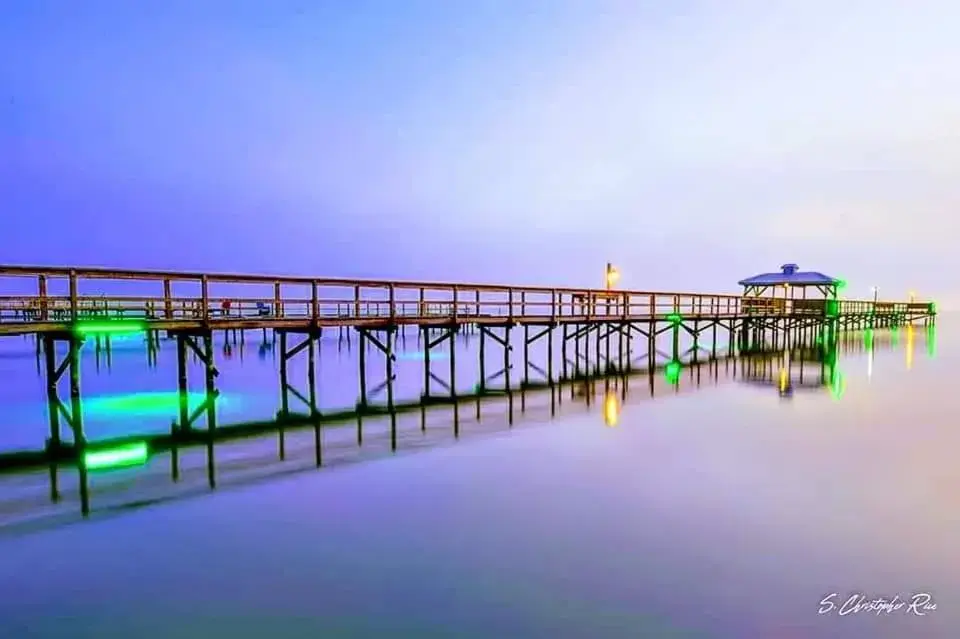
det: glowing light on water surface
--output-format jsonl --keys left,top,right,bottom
{"left": 101, "top": 332, "right": 144, "bottom": 344}
{"left": 778, "top": 368, "right": 789, "bottom": 392}
{"left": 664, "top": 360, "right": 681, "bottom": 384}
{"left": 906, "top": 325, "right": 914, "bottom": 370}
{"left": 603, "top": 392, "right": 620, "bottom": 426}
{"left": 74, "top": 320, "right": 147, "bottom": 337}
{"left": 398, "top": 350, "right": 448, "bottom": 361}
{"left": 84, "top": 442, "right": 149, "bottom": 471}
{"left": 927, "top": 324, "right": 936, "bottom": 358}
{"left": 85, "top": 391, "right": 235, "bottom": 419}
{"left": 830, "top": 369, "right": 845, "bottom": 400}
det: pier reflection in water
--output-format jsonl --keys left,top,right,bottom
{"left": 0, "top": 320, "right": 922, "bottom": 533}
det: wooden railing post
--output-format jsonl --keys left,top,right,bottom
{"left": 201, "top": 275, "right": 210, "bottom": 321}
{"left": 163, "top": 278, "right": 173, "bottom": 319}
{"left": 68, "top": 270, "right": 78, "bottom": 322}
{"left": 649, "top": 294, "right": 655, "bottom": 318}
{"left": 551, "top": 290, "right": 558, "bottom": 322}
{"left": 389, "top": 284, "right": 397, "bottom": 320}
{"left": 38, "top": 274, "right": 48, "bottom": 321}
{"left": 311, "top": 281, "right": 319, "bottom": 320}
{"left": 507, "top": 289, "right": 514, "bottom": 322}
{"left": 273, "top": 282, "right": 281, "bottom": 318}
{"left": 354, "top": 285, "right": 361, "bottom": 318}
{"left": 452, "top": 287, "right": 458, "bottom": 322}
{"left": 622, "top": 292, "right": 629, "bottom": 319}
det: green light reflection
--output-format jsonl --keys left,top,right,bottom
{"left": 85, "top": 391, "right": 237, "bottom": 419}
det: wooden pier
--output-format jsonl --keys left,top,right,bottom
{"left": 0, "top": 264, "right": 937, "bottom": 517}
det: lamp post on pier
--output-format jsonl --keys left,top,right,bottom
{"left": 605, "top": 263, "right": 619, "bottom": 290}
{"left": 604, "top": 263, "right": 621, "bottom": 316}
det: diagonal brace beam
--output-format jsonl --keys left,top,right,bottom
{"left": 283, "top": 334, "right": 315, "bottom": 361}
{"left": 479, "top": 325, "right": 511, "bottom": 349}
{"left": 359, "top": 329, "right": 398, "bottom": 359}
{"left": 428, "top": 328, "right": 455, "bottom": 350}
{"left": 184, "top": 335, "right": 215, "bottom": 369}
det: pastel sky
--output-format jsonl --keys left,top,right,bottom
{"left": 2, "top": 1, "right": 958, "bottom": 304}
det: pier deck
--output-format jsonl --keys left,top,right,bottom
{"left": 0, "top": 265, "right": 936, "bottom": 335}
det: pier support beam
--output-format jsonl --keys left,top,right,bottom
{"left": 475, "top": 324, "right": 514, "bottom": 392}
{"left": 519, "top": 324, "right": 557, "bottom": 386}
{"left": 356, "top": 327, "right": 397, "bottom": 409}
{"left": 355, "top": 326, "right": 399, "bottom": 447}
{"left": 170, "top": 331, "right": 220, "bottom": 488}
{"left": 562, "top": 322, "right": 600, "bottom": 380}
{"left": 474, "top": 324, "right": 514, "bottom": 423}
{"left": 277, "top": 328, "right": 322, "bottom": 465}
{"left": 41, "top": 333, "right": 89, "bottom": 514}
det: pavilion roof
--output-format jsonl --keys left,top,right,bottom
{"left": 738, "top": 264, "right": 839, "bottom": 287}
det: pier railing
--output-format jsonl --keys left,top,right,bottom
{"left": 0, "top": 265, "right": 933, "bottom": 331}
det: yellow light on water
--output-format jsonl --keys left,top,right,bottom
{"left": 603, "top": 392, "right": 621, "bottom": 427}
{"left": 778, "top": 368, "right": 788, "bottom": 392}
{"left": 906, "top": 324, "right": 914, "bottom": 370}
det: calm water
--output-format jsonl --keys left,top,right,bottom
{"left": 0, "top": 319, "right": 955, "bottom": 638}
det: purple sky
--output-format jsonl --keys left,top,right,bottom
{"left": 2, "top": 1, "right": 957, "bottom": 304}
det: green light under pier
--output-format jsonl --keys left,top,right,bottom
{"left": 86, "top": 391, "right": 229, "bottom": 418}
{"left": 664, "top": 360, "right": 682, "bottom": 384}
{"left": 665, "top": 312, "right": 683, "bottom": 324}
{"left": 74, "top": 319, "right": 147, "bottom": 337}
{"left": 83, "top": 442, "right": 149, "bottom": 471}
{"left": 830, "top": 370, "right": 845, "bottom": 400}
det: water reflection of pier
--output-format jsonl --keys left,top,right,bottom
{"left": 0, "top": 325, "right": 923, "bottom": 531}
{"left": 737, "top": 324, "right": 936, "bottom": 399}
